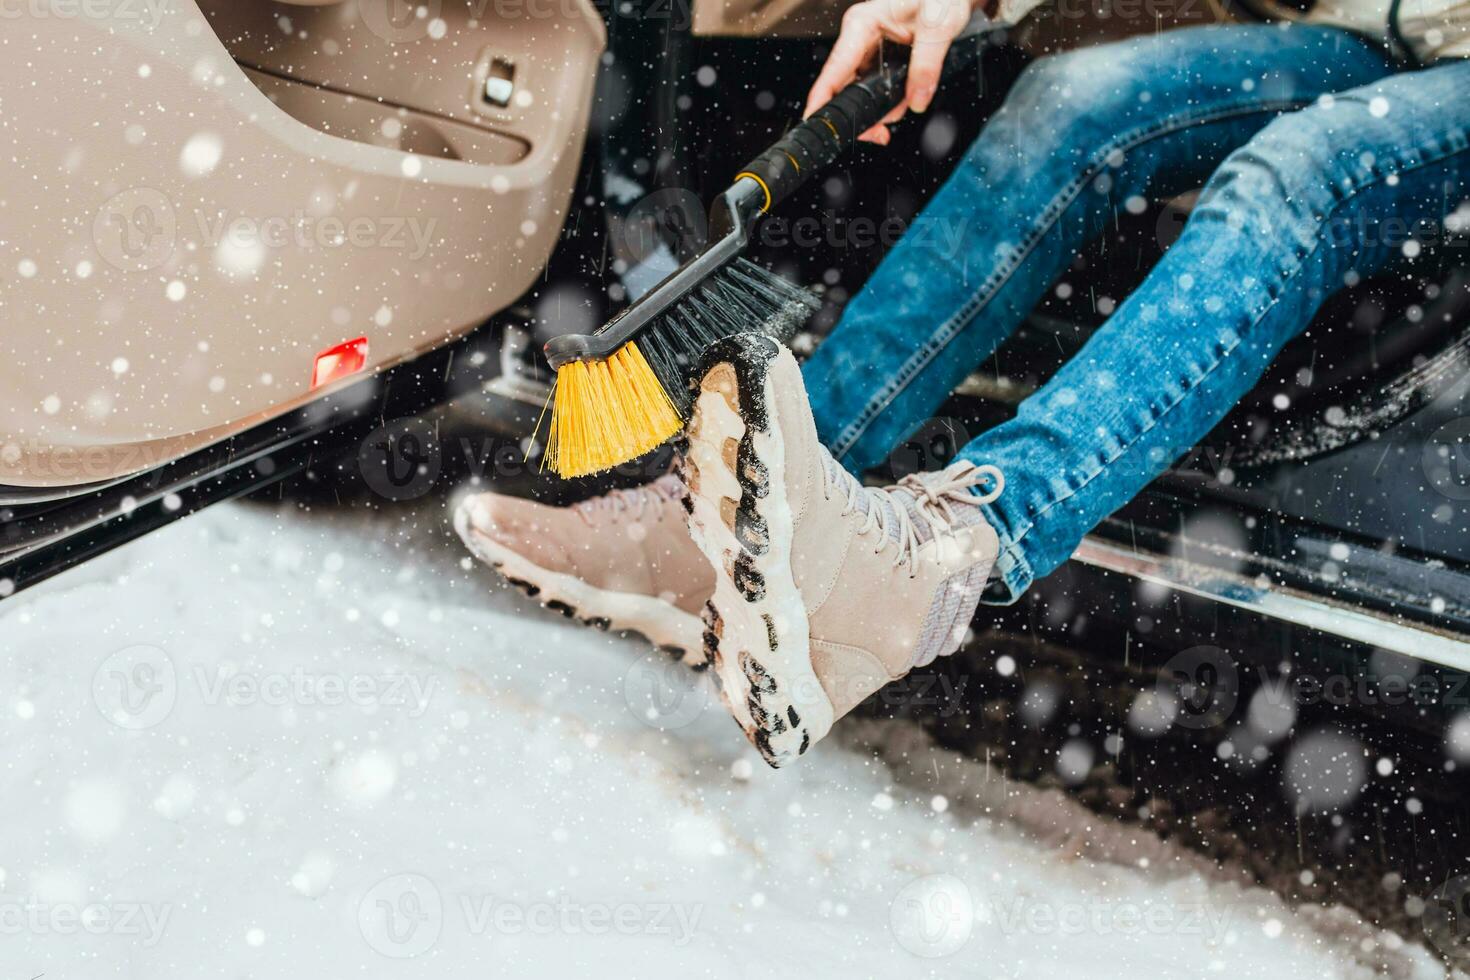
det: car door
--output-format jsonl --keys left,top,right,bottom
{"left": 1, "top": 0, "right": 604, "bottom": 491}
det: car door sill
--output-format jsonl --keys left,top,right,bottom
{"left": 1071, "top": 536, "right": 1470, "bottom": 670}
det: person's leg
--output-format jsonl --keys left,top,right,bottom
{"left": 677, "top": 59, "right": 1468, "bottom": 767}
{"left": 964, "top": 58, "right": 1470, "bottom": 600}
{"left": 803, "top": 24, "right": 1396, "bottom": 474}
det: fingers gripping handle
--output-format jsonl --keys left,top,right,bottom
{"left": 735, "top": 29, "right": 993, "bottom": 212}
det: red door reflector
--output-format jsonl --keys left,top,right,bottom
{"left": 311, "top": 337, "right": 369, "bottom": 390}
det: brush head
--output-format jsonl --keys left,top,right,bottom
{"left": 545, "top": 342, "right": 681, "bottom": 479}
{"left": 637, "top": 258, "right": 819, "bottom": 417}
{"left": 545, "top": 258, "right": 818, "bottom": 479}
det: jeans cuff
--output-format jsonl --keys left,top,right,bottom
{"left": 975, "top": 499, "right": 1034, "bottom": 606}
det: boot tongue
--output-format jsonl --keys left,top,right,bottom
{"left": 821, "top": 456, "right": 982, "bottom": 548}
{"left": 818, "top": 455, "right": 992, "bottom": 669}
{"left": 649, "top": 474, "right": 686, "bottom": 500}
{"left": 821, "top": 453, "right": 904, "bottom": 546}
{"left": 900, "top": 464, "right": 992, "bottom": 670}
{"left": 889, "top": 464, "right": 987, "bottom": 547}
{"left": 577, "top": 475, "right": 685, "bottom": 525}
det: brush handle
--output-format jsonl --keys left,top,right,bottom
{"left": 735, "top": 23, "right": 1002, "bottom": 212}
{"left": 735, "top": 72, "right": 902, "bottom": 211}
{"left": 543, "top": 21, "right": 1009, "bottom": 370}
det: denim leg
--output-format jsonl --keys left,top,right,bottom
{"left": 802, "top": 24, "right": 1395, "bottom": 475}
{"left": 963, "top": 58, "right": 1470, "bottom": 602}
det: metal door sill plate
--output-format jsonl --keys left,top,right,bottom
{"left": 1072, "top": 537, "right": 1470, "bottom": 671}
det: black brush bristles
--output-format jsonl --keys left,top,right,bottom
{"left": 544, "top": 258, "right": 818, "bottom": 478}
{"left": 636, "top": 257, "right": 820, "bottom": 418}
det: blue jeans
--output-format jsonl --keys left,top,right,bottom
{"left": 802, "top": 24, "right": 1470, "bottom": 603}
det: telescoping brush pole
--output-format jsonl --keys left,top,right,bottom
{"left": 542, "top": 28, "right": 997, "bottom": 479}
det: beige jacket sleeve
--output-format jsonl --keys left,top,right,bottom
{"left": 994, "top": 0, "right": 1050, "bottom": 24}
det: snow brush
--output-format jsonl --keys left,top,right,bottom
{"left": 541, "top": 29, "right": 998, "bottom": 479}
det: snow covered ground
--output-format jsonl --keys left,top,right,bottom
{"left": 0, "top": 499, "right": 1453, "bottom": 978}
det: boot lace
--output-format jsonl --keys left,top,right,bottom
{"left": 574, "top": 475, "right": 685, "bottom": 526}
{"left": 820, "top": 459, "right": 1005, "bottom": 575}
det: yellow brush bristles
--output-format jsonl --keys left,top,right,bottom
{"left": 544, "top": 341, "right": 683, "bottom": 479}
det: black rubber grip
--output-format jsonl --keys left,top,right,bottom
{"left": 736, "top": 30, "right": 995, "bottom": 211}
{"left": 738, "top": 67, "right": 905, "bottom": 210}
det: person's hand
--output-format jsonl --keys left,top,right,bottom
{"left": 804, "top": 0, "right": 977, "bottom": 145}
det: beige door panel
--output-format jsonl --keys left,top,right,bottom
{"left": 691, "top": 0, "right": 1230, "bottom": 45}
{"left": 200, "top": 0, "right": 594, "bottom": 145}
{"left": 242, "top": 68, "right": 532, "bottom": 167}
{"left": 2, "top": 0, "right": 603, "bottom": 489}
{"left": 692, "top": 0, "right": 847, "bottom": 36}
